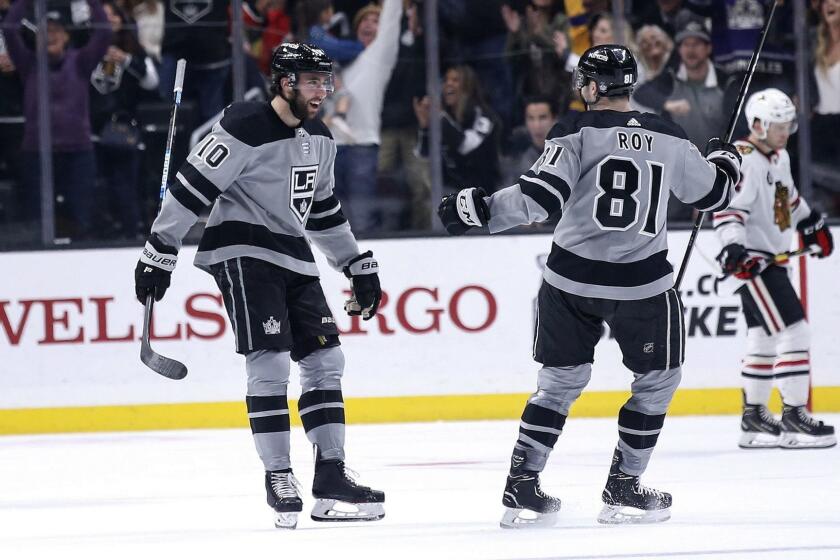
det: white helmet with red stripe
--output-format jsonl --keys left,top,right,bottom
{"left": 745, "top": 88, "right": 798, "bottom": 139}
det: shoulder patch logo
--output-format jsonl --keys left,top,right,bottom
{"left": 289, "top": 164, "right": 319, "bottom": 223}
{"left": 626, "top": 118, "right": 641, "bottom": 127}
{"left": 737, "top": 144, "right": 754, "bottom": 155}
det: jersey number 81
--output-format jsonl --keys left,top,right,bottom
{"left": 593, "top": 156, "right": 663, "bottom": 237}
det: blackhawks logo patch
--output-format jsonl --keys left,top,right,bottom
{"left": 773, "top": 181, "right": 791, "bottom": 231}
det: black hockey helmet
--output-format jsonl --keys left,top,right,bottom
{"left": 573, "top": 44, "right": 637, "bottom": 99}
{"left": 270, "top": 43, "right": 333, "bottom": 94}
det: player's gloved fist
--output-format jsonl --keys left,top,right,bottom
{"left": 716, "top": 243, "right": 760, "bottom": 280}
{"left": 437, "top": 187, "right": 490, "bottom": 236}
{"left": 704, "top": 137, "right": 742, "bottom": 186}
{"left": 797, "top": 211, "right": 833, "bottom": 258}
{"left": 343, "top": 250, "right": 381, "bottom": 320}
{"left": 135, "top": 234, "right": 178, "bottom": 304}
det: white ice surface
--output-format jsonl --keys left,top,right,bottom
{"left": 1, "top": 416, "right": 839, "bottom": 560}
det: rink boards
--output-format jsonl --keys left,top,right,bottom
{"left": 1, "top": 229, "right": 839, "bottom": 434}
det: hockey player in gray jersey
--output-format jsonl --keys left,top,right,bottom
{"left": 133, "top": 44, "right": 384, "bottom": 529}
{"left": 438, "top": 45, "right": 740, "bottom": 526}
{"left": 713, "top": 88, "right": 835, "bottom": 450}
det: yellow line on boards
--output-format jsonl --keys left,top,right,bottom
{"left": 1, "top": 387, "right": 838, "bottom": 435}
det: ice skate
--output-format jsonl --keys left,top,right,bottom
{"left": 500, "top": 451, "right": 561, "bottom": 529}
{"left": 310, "top": 459, "right": 385, "bottom": 522}
{"left": 739, "top": 403, "right": 782, "bottom": 449}
{"left": 597, "top": 449, "right": 671, "bottom": 525}
{"left": 265, "top": 469, "right": 303, "bottom": 529}
{"left": 780, "top": 405, "right": 837, "bottom": 449}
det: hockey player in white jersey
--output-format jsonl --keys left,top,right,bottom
{"left": 134, "top": 44, "right": 385, "bottom": 528}
{"left": 713, "top": 88, "right": 836, "bottom": 450}
{"left": 439, "top": 45, "right": 740, "bottom": 527}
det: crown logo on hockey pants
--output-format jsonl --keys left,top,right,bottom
{"left": 263, "top": 316, "right": 283, "bottom": 335}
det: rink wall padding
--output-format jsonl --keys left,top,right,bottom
{"left": 2, "top": 232, "right": 840, "bottom": 435}
{"left": 1, "top": 388, "right": 839, "bottom": 435}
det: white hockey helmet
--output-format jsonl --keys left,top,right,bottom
{"left": 744, "top": 88, "right": 798, "bottom": 139}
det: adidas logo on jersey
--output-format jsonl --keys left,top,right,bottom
{"left": 626, "top": 118, "right": 641, "bottom": 127}
{"left": 262, "top": 316, "right": 283, "bottom": 335}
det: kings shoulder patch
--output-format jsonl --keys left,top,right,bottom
{"left": 737, "top": 144, "right": 754, "bottom": 155}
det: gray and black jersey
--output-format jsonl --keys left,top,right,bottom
{"left": 151, "top": 101, "right": 359, "bottom": 276}
{"left": 487, "top": 109, "right": 733, "bottom": 300}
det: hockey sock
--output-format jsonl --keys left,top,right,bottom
{"left": 299, "top": 389, "right": 346, "bottom": 462}
{"left": 246, "top": 395, "right": 291, "bottom": 471}
{"left": 616, "top": 406, "right": 665, "bottom": 476}
{"left": 775, "top": 351, "right": 810, "bottom": 407}
{"left": 513, "top": 402, "right": 567, "bottom": 472}
{"left": 741, "top": 354, "right": 775, "bottom": 405}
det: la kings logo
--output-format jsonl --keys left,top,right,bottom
{"left": 263, "top": 316, "right": 283, "bottom": 335}
{"left": 289, "top": 164, "right": 318, "bottom": 223}
{"left": 171, "top": 0, "right": 212, "bottom": 24}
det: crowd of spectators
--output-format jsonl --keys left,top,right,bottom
{"left": 0, "top": 0, "right": 839, "bottom": 246}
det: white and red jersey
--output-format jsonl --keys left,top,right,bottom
{"left": 713, "top": 139, "right": 811, "bottom": 258}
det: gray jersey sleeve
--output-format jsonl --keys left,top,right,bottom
{"left": 305, "top": 141, "right": 360, "bottom": 271}
{"left": 486, "top": 137, "right": 576, "bottom": 233}
{"left": 151, "top": 121, "right": 250, "bottom": 250}
{"left": 671, "top": 141, "right": 732, "bottom": 213}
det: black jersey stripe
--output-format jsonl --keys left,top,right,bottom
{"left": 690, "top": 168, "right": 731, "bottom": 212}
{"left": 180, "top": 162, "right": 223, "bottom": 201}
{"left": 311, "top": 195, "right": 340, "bottom": 214}
{"left": 198, "top": 221, "right": 315, "bottom": 262}
{"left": 306, "top": 210, "right": 348, "bottom": 231}
{"left": 521, "top": 402, "right": 567, "bottom": 431}
{"left": 518, "top": 180, "right": 564, "bottom": 216}
{"left": 773, "top": 370, "right": 810, "bottom": 379}
{"left": 518, "top": 427, "right": 560, "bottom": 448}
{"left": 169, "top": 178, "right": 207, "bottom": 216}
{"left": 246, "top": 395, "right": 288, "bottom": 413}
{"left": 546, "top": 244, "right": 672, "bottom": 288}
{"left": 298, "top": 389, "right": 343, "bottom": 410}
{"left": 523, "top": 169, "right": 572, "bottom": 202}
{"left": 249, "top": 414, "right": 290, "bottom": 434}
{"left": 713, "top": 219, "right": 744, "bottom": 230}
{"left": 300, "top": 407, "right": 346, "bottom": 431}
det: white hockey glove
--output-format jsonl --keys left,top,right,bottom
{"left": 704, "top": 137, "right": 742, "bottom": 186}
{"left": 437, "top": 187, "right": 491, "bottom": 235}
{"left": 343, "top": 251, "right": 381, "bottom": 320}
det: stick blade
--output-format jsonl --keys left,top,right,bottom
{"left": 140, "top": 338, "right": 188, "bottom": 380}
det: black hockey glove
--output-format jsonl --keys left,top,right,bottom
{"left": 437, "top": 187, "right": 491, "bottom": 236}
{"left": 135, "top": 234, "right": 178, "bottom": 303}
{"left": 343, "top": 251, "right": 381, "bottom": 320}
{"left": 704, "top": 137, "right": 742, "bottom": 186}
{"left": 797, "top": 211, "right": 834, "bottom": 259}
{"left": 716, "top": 243, "right": 760, "bottom": 280}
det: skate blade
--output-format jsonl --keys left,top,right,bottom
{"left": 274, "top": 512, "right": 298, "bottom": 529}
{"left": 739, "top": 431, "right": 780, "bottom": 449}
{"left": 780, "top": 432, "right": 837, "bottom": 449}
{"left": 597, "top": 504, "right": 670, "bottom": 525}
{"left": 500, "top": 507, "right": 558, "bottom": 529}
{"left": 310, "top": 499, "right": 385, "bottom": 522}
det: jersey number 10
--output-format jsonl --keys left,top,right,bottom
{"left": 593, "top": 156, "right": 664, "bottom": 237}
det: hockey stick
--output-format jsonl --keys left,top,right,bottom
{"left": 674, "top": 0, "right": 781, "bottom": 290}
{"left": 140, "top": 59, "right": 188, "bottom": 381}
{"left": 768, "top": 245, "right": 817, "bottom": 264}
{"left": 714, "top": 246, "right": 817, "bottom": 283}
